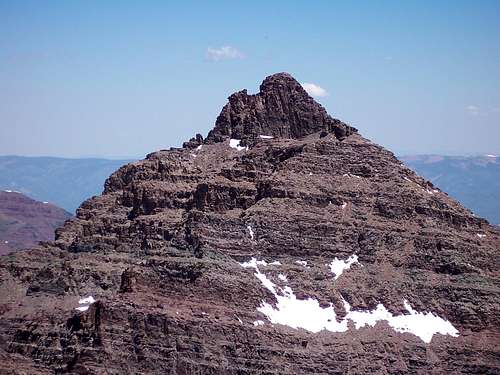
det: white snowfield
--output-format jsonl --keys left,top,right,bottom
{"left": 240, "top": 257, "right": 459, "bottom": 343}
{"left": 259, "top": 135, "right": 274, "bottom": 139}
{"left": 343, "top": 299, "right": 459, "bottom": 344}
{"left": 229, "top": 139, "right": 247, "bottom": 151}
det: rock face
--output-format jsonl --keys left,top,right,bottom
{"left": 0, "top": 191, "right": 72, "bottom": 255}
{"left": 186, "top": 72, "right": 356, "bottom": 148}
{"left": 0, "top": 73, "right": 499, "bottom": 374}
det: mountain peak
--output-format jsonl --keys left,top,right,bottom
{"left": 2, "top": 75, "right": 499, "bottom": 374}
{"left": 259, "top": 72, "right": 301, "bottom": 92}
{"left": 201, "top": 73, "right": 356, "bottom": 146}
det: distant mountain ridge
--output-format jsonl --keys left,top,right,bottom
{"left": 0, "top": 156, "right": 133, "bottom": 213}
{"left": 0, "top": 191, "right": 72, "bottom": 255}
{"left": 401, "top": 154, "right": 500, "bottom": 224}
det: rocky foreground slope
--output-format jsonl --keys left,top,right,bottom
{"left": 0, "top": 191, "right": 71, "bottom": 255}
{"left": 0, "top": 73, "right": 499, "bottom": 374}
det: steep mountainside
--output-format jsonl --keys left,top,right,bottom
{"left": 0, "top": 191, "right": 72, "bottom": 255}
{"left": 402, "top": 154, "right": 500, "bottom": 225}
{"left": 3, "top": 154, "right": 499, "bottom": 226}
{"left": 0, "top": 156, "right": 132, "bottom": 213}
{"left": 0, "top": 73, "right": 499, "bottom": 374}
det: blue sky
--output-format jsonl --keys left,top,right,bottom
{"left": 1, "top": 0, "right": 499, "bottom": 158}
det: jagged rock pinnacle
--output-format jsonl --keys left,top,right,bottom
{"left": 200, "top": 73, "right": 356, "bottom": 146}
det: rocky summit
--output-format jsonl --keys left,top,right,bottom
{"left": 0, "top": 73, "right": 499, "bottom": 374}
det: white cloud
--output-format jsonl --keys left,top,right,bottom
{"left": 465, "top": 105, "right": 500, "bottom": 116}
{"left": 466, "top": 105, "right": 480, "bottom": 116}
{"left": 301, "top": 82, "right": 328, "bottom": 97}
{"left": 206, "top": 46, "right": 245, "bottom": 61}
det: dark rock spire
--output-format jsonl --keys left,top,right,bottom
{"left": 204, "top": 72, "right": 357, "bottom": 145}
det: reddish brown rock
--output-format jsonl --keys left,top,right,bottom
{"left": 204, "top": 72, "right": 356, "bottom": 146}
{"left": 0, "top": 191, "right": 72, "bottom": 255}
{"left": 0, "top": 73, "right": 499, "bottom": 374}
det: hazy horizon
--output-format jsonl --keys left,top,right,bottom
{"left": 1, "top": 150, "right": 499, "bottom": 161}
{"left": 1, "top": 1, "right": 499, "bottom": 158}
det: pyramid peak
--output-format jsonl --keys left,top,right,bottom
{"left": 203, "top": 73, "right": 356, "bottom": 145}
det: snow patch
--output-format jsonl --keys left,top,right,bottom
{"left": 235, "top": 314, "right": 243, "bottom": 324}
{"left": 343, "top": 174, "right": 361, "bottom": 179}
{"left": 240, "top": 258, "right": 459, "bottom": 343}
{"left": 79, "top": 296, "right": 96, "bottom": 305}
{"left": 425, "top": 187, "right": 439, "bottom": 195}
{"left": 278, "top": 274, "right": 288, "bottom": 282}
{"left": 196, "top": 145, "right": 203, "bottom": 151}
{"left": 477, "top": 233, "right": 486, "bottom": 238}
{"left": 241, "top": 258, "right": 347, "bottom": 333}
{"left": 253, "top": 320, "right": 265, "bottom": 326}
{"left": 229, "top": 139, "right": 247, "bottom": 151}
{"left": 343, "top": 299, "right": 459, "bottom": 344}
{"left": 485, "top": 154, "right": 497, "bottom": 158}
{"left": 241, "top": 258, "right": 280, "bottom": 268}
{"left": 341, "top": 202, "right": 347, "bottom": 210}
{"left": 43, "top": 201, "right": 49, "bottom": 204}
{"left": 247, "top": 225, "right": 254, "bottom": 240}
{"left": 190, "top": 153, "right": 197, "bottom": 158}
{"left": 259, "top": 135, "right": 274, "bottom": 139}
{"left": 295, "top": 260, "right": 309, "bottom": 268}
{"left": 76, "top": 296, "right": 95, "bottom": 312}
{"left": 329, "top": 255, "right": 359, "bottom": 280}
